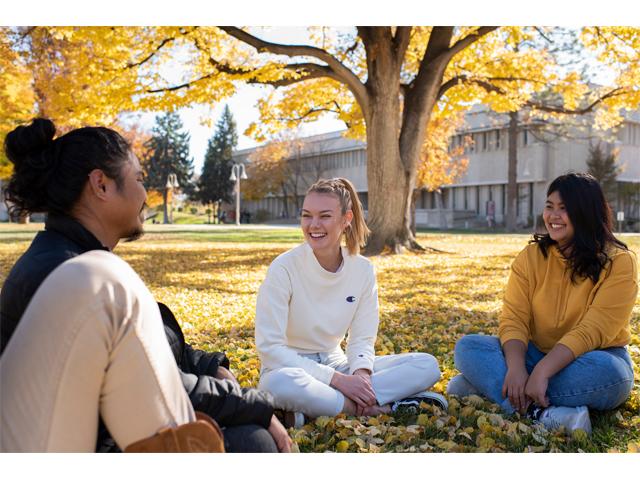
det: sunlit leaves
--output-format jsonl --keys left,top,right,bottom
{"left": 0, "top": 229, "right": 638, "bottom": 452}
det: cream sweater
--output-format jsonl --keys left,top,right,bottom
{"left": 255, "top": 242, "right": 379, "bottom": 385}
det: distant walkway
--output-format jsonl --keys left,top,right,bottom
{"left": 144, "top": 223, "right": 297, "bottom": 231}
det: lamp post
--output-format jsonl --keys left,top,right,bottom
{"left": 229, "top": 163, "right": 248, "bottom": 226}
{"left": 165, "top": 173, "right": 179, "bottom": 224}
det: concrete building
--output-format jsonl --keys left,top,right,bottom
{"left": 235, "top": 106, "right": 640, "bottom": 230}
{"left": 232, "top": 131, "right": 368, "bottom": 222}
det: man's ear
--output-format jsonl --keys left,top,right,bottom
{"left": 87, "top": 169, "right": 109, "bottom": 200}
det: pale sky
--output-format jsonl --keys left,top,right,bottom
{"left": 132, "top": 27, "right": 349, "bottom": 173}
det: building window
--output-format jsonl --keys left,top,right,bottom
{"left": 482, "top": 132, "right": 488, "bottom": 151}
{"left": 475, "top": 186, "right": 480, "bottom": 214}
{"left": 495, "top": 130, "right": 501, "bottom": 149}
{"left": 464, "top": 186, "right": 468, "bottom": 210}
{"left": 523, "top": 129, "right": 529, "bottom": 146}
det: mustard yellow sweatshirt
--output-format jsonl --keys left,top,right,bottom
{"left": 498, "top": 242, "right": 638, "bottom": 357}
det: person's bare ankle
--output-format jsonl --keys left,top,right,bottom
{"left": 342, "top": 397, "right": 357, "bottom": 415}
{"left": 363, "top": 404, "right": 390, "bottom": 416}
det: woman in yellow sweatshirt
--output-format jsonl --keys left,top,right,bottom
{"left": 448, "top": 173, "right": 637, "bottom": 434}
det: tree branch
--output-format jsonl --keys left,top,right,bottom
{"left": 393, "top": 26, "right": 412, "bottom": 58}
{"left": 422, "top": 27, "right": 455, "bottom": 66}
{"left": 447, "top": 27, "right": 498, "bottom": 59}
{"left": 127, "top": 36, "right": 176, "bottom": 69}
{"left": 528, "top": 87, "right": 626, "bottom": 114}
{"left": 269, "top": 62, "right": 343, "bottom": 87}
{"left": 534, "top": 27, "right": 554, "bottom": 44}
{"left": 438, "top": 75, "right": 628, "bottom": 115}
{"left": 437, "top": 75, "right": 546, "bottom": 100}
{"left": 146, "top": 72, "right": 216, "bottom": 93}
{"left": 276, "top": 102, "right": 343, "bottom": 123}
{"left": 219, "top": 26, "right": 369, "bottom": 116}
{"left": 127, "top": 27, "right": 197, "bottom": 69}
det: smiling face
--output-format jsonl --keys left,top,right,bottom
{"left": 111, "top": 152, "right": 147, "bottom": 241}
{"left": 543, "top": 190, "right": 575, "bottom": 247}
{"left": 301, "top": 192, "right": 352, "bottom": 256}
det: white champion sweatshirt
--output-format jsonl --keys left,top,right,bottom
{"left": 255, "top": 242, "right": 379, "bottom": 385}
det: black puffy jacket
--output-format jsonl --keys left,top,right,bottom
{"left": 0, "top": 214, "right": 274, "bottom": 450}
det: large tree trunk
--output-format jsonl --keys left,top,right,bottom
{"left": 360, "top": 28, "right": 449, "bottom": 255}
{"left": 363, "top": 96, "right": 415, "bottom": 254}
{"left": 506, "top": 111, "right": 519, "bottom": 232}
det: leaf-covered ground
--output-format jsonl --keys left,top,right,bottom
{"left": 1, "top": 225, "right": 638, "bottom": 453}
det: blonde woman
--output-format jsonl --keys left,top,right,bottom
{"left": 255, "top": 178, "right": 445, "bottom": 426}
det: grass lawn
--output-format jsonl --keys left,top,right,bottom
{"left": 1, "top": 223, "right": 638, "bottom": 452}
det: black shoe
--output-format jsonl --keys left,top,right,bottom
{"left": 391, "top": 391, "right": 448, "bottom": 414}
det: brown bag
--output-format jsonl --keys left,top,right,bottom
{"left": 124, "top": 412, "right": 225, "bottom": 453}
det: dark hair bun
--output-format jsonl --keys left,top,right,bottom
{"left": 4, "top": 118, "right": 56, "bottom": 167}
{"left": 3, "top": 119, "right": 131, "bottom": 218}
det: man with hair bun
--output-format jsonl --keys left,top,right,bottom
{"left": 0, "top": 118, "right": 291, "bottom": 453}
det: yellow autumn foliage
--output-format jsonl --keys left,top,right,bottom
{"left": 0, "top": 226, "right": 638, "bottom": 452}
{"left": 4, "top": 26, "right": 640, "bottom": 190}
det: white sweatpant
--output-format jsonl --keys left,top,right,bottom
{"left": 0, "top": 250, "right": 195, "bottom": 452}
{"left": 259, "top": 348, "right": 441, "bottom": 418}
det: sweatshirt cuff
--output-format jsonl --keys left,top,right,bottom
{"left": 557, "top": 334, "right": 589, "bottom": 358}
{"left": 348, "top": 356, "right": 374, "bottom": 375}
{"left": 499, "top": 331, "right": 530, "bottom": 348}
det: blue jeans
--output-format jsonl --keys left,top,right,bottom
{"left": 453, "top": 334, "right": 635, "bottom": 414}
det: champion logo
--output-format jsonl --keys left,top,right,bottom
{"left": 346, "top": 296, "right": 356, "bottom": 303}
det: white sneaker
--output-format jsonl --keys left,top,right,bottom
{"left": 446, "top": 374, "right": 481, "bottom": 397}
{"left": 391, "top": 390, "right": 448, "bottom": 413}
{"left": 538, "top": 406, "right": 592, "bottom": 435}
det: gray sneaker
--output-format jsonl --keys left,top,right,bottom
{"left": 391, "top": 390, "right": 448, "bottom": 413}
{"left": 446, "top": 374, "right": 481, "bottom": 397}
{"left": 538, "top": 406, "right": 592, "bottom": 435}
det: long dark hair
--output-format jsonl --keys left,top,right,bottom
{"left": 3, "top": 118, "right": 131, "bottom": 218}
{"left": 531, "top": 172, "right": 627, "bottom": 283}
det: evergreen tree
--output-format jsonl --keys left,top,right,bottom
{"left": 145, "top": 112, "right": 194, "bottom": 223}
{"left": 586, "top": 142, "right": 620, "bottom": 203}
{"left": 198, "top": 105, "right": 238, "bottom": 210}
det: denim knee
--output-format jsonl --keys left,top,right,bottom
{"left": 548, "top": 348, "right": 635, "bottom": 410}
{"left": 454, "top": 334, "right": 500, "bottom": 368}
